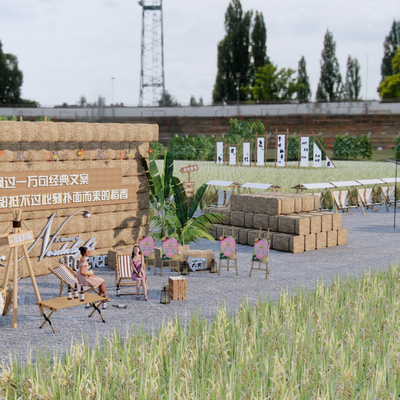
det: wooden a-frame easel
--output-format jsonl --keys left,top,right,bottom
{"left": 0, "top": 209, "right": 42, "bottom": 328}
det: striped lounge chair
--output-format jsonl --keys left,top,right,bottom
{"left": 115, "top": 255, "right": 146, "bottom": 296}
{"left": 49, "top": 263, "right": 100, "bottom": 297}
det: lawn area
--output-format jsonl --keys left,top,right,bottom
{"left": 2, "top": 264, "right": 400, "bottom": 399}
{"left": 157, "top": 159, "right": 397, "bottom": 192}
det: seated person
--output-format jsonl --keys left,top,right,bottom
{"left": 77, "top": 246, "right": 111, "bottom": 301}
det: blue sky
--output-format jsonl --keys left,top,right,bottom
{"left": 0, "top": 0, "right": 397, "bottom": 106}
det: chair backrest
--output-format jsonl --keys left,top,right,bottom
{"left": 364, "top": 188, "right": 373, "bottom": 204}
{"left": 225, "top": 190, "right": 232, "bottom": 206}
{"left": 52, "top": 264, "right": 78, "bottom": 287}
{"left": 118, "top": 255, "right": 132, "bottom": 279}
{"left": 341, "top": 191, "right": 349, "bottom": 207}
{"left": 332, "top": 191, "right": 341, "bottom": 207}
{"left": 217, "top": 190, "right": 225, "bottom": 206}
{"left": 388, "top": 186, "right": 395, "bottom": 201}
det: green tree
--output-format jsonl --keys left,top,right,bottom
{"left": 212, "top": 0, "right": 252, "bottom": 103}
{"left": 378, "top": 48, "right": 400, "bottom": 100}
{"left": 246, "top": 64, "right": 302, "bottom": 102}
{"left": 250, "top": 12, "right": 268, "bottom": 76}
{"left": 0, "top": 41, "right": 23, "bottom": 105}
{"left": 158, "top": 91, "right": 181, "bottom": 107}
{"left": 381, "top": 20, "right": 400, "bottom": 81}
{"left": 344, "top": 56, "right": 361, "bottom": 101}
{"left": 316, "top": 30, "right": 342, "bottom": 102}
{"left": 297, "top": 56, "right": 311, "bottom": 102}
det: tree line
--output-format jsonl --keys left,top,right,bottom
{"left": 212, "top": 0, "right": 400, "bottom": 104}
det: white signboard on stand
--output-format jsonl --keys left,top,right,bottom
{"left": 229, "top": 147, "right": 237, "bottom": 165}
{"left": 242, "top": 142, "right": 251, "bottom": 166}
{"left": 300, "top": 137, "right": 309, "bottom": 167}
{"left": 216, "top": 142, "right": 224, "bottom": 164}
{"left": 276, "top": 135, "right": 286, "bottom": 167}
{"left": 326, "top": 156, "right": 335, "bottom": 168}
{"left": 256, "top": 138, "right": 265, "bottom": 166}
{"left": 313, "top": 143, "right": 322, "bottom": 167}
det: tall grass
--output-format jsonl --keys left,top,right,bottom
{"left": 161, "top": 160, "right": 396, "bottom": 193}
{"left": 2, "top": 264, "right": 400, "bottom": 399}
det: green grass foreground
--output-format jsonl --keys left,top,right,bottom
{"left": 2, "top": 264, "right": 400, "bottom": 399}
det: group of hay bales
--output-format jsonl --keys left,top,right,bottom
{"left": 205, "top": 192, "right": 348, "bottom": 254}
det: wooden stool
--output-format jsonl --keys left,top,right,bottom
{"left": 218, "top": 257, "right": 238, "bottom": 276}
{"left": 249, "top": 258, "right": 269, "bottom": 279}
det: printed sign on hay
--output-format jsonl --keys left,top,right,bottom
{"left": 187, "top": 256, "right": 207, "bottom": 271}
{"left": 161, "top": 237, "right": 179, "bottom": 261}
{"left": 139, "top": 236, "right": 155, "bottom": 259}
{"left": 252, "top": 238, "right": 270, "bottom": 262}
{"left": 219, "top": 236, "right": 237, "bottom": 260}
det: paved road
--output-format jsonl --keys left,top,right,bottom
{"left": 0, "top": 207, "right": 399, "bottom": 366}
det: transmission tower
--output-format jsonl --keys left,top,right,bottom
{"left": 138, "top": 0, "right": 166, "bottom": 107}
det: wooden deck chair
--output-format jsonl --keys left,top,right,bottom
{"left": 225, "top": 190, "right": 233, "bottom": 206}
{"left": 115, "top": 255, "right": 146, "bottom": 296}
{"left": 209, "top": 190, "right": 226, "bottom": 207}
{"left": 50, "top": 263, "right": 100, "bottom": 297}
{"left": 362, "top": 188, "right": 381, "bottom": 211}
{"left": 385, "top": 186, "right": 400, "bottom": 208}
{"left": 330, "top": 190, "right": 354, "bottom": 214}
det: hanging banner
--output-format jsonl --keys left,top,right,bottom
{"left": 313, "top": 143, "right": 322, "bottom": 167}
{"left": 256, "top": 138, "right": 265, "bottom": 166}
{"left": 216, "top": 142, "right": 224, "bottom": 164}
{"left": 326, "top": 155, "right": 335, "bottom": 168}
{"left": 300, "top": 137, "right": 309, "bottom": 167}
{"left": 242, "top": 142, "right": 251, "bottom": 166}
{"left": 229, "top": 147, "right": 237, "bottom": 165}
{"left": 276, "top": 135, "right": 286, "bottom": 167}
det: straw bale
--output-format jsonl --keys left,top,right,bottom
{"left": 230, "top": 211, "right": 246, "bottom": 227}
{"left": 179, "top": 249, "right": 214, "bottom": 269}
{"left": 271, "top": 233, "right": 304, "bottom": 253}
{"left": 292, "top": 196, "right": 302, "bottom": 213}
{"left": 268, "top": 216, "right": 278, "bottom": 231}
{"left": 247, "top": 230, "right": 264, "bottom": 246}
{"left": 313, "top": 212, "right": 333, "bottom": 231}
{"left": 313, "top": 194, "right": 319, "bottom": 210}
{"left": 252, "top": 214, "right": 269, "bottom": 230}
{"left": 332, "top": 213, "right": 343, "bottom": 230}
{"left": 276, "top": 215, "right": 310, "bottom": 235}
{"left": 326, "top": 230, "right": 338, "bottom": 247}
{"left": 122, "top": 175, "right": 149, "bottom": 193}
{"left": 238, "top": 228, "right": 249, "bottom": 245}
{"left": 155, "top": 245, "right": 190, "bottom": 267}
{"left": 107, "top": 250, "right": 118, "bottom": 270}
{"left": 301, "top": 195, "right": 315, "bottom": 212}
{"left": 337, "top": 228, "right": 348, "bottom": 246}
{"left": 230, "top": 194, "right": 248, "bottom": 212}
{"left": 58, "top": 123, "right": 75, "bottom": 142}
{"left": 244, "top": 212, "right": 254, "bottom": 228}
{"left": 298, "top": 213, "right": 322, "bottom": 233}
{"left": 0, "top": 141, "right": 21, "bottom": 163}
{"left": 304, "top": 234, "right": 316, "bottom": 251}
{"left": 0, "top": 121, "right": 22, "bottom": 142}
{"left": 316, "top": 231, "right": 327, "bottom": 250}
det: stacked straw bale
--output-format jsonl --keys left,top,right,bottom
{"left": 205, "top": 192, "right": 347, "bottom": 254}
{"left": 0, "top": 122, "right": 157, "bottom": 279}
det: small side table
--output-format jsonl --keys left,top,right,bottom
{"left": 37, "top": 293, "right": 107, "bottom": 334}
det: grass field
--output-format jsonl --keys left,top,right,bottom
{"left": 2, "top": 264, "right": 400, "bottom": 399}
{"left": 157, "top": 159, "right": 397, "bottom": 193}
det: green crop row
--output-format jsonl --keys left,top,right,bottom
{"left": 2, "top": 264, "right": 400, "bottom": 399}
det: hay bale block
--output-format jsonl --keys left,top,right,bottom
{"left": 155, "top": 245, "right": 190, "bottom": 267}
{"left": 107, "top": 250, "right": 118, "bottom": 270}
{"left": 253, "top": 214, "right": 269, "bottom": 230}
{"left": 297, "top": 213, "right": 322, "bottom": 233}
{"left": 316, "top": 231, "right": 327, "bottom": 250}
{"left": 238, "top": 228, "right": 249, "bottom": 245}
{"left": 230, "top": 211, "right": 246, "bottom": 227}
{"left": 276, "top": 215, "right": 311, "bottom": 235}
{"left": 244, "top": 213, "right": 254, "bottom": 228}
{"left": 179, "top": 250, "right": 215, "bottom": 270}
{"left": 301, "top": 195, "right": 316, "bottom": 212}
{"left": 313, "top": 212, "right": 333, "bottom": 231}
{"left": 332, "top": 213, "right": 343, "bottom": 230}
{"left": 337, "top": 228, "right": 348, "bottom": 246}
{"left": 304, "top": 234, "right": 316, "bottom": 251}
{"left": 271, "top": 233, "right": 304, "bottom": 253}
{"left": 326, "top": 230, "right": 338, "bottom": 247}
{"left": 268, "top": 216, "right": 278, "bottom": 231}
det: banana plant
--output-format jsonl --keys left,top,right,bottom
{"left": 141, "top": 151, "right": 225, "bottom": 245}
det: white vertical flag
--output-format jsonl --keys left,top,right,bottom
{"left": 216, "top": 142, "right": 224, "bottom": 164}
{"left": 326, "top": 155, "right": 335, "bottom": 168}
{"left": 256, "top": 138, "right": 265, "bottom": 166}
{"left": 229, "top": 147, "right": 236, "bottom": 165}
{"left": 300, "top": 137, "right": 309, "bottom": 167}
{"left": 243, "top": 142, "right": 251, "bottom": 166}
{"left": 277, "top": 134, "right": 286, "bottom": 167}
{"left": 313, "top": 142, "right": 322, "bottom": 167}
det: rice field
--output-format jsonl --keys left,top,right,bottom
{"left": 2, "top": 264, "right": 400, "bottom": 399}
{"left": 158, "top": 160, "right": 397, "bottom": 193}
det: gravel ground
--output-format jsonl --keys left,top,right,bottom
{"left": 0, "top": 207, "right": 399, "bottom": 366}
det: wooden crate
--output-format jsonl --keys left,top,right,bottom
{"left": 168, "top": 276, "right": 187, "bottom": 300}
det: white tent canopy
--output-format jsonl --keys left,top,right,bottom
{"left": 206, "top": 180, "right": 235, "bottom": 187}
{"left": 330, "top": 181, "right": 361, "bottom": 187}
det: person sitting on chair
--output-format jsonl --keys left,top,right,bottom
{"left": 131, "top": 245, "right": 148, "bottom": 301}
{"left": 77, "top": 246, "right": 111, "bottom": 301}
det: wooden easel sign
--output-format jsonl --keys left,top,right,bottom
{"left": 180, "top": 164, "right": 198, "bottom": 198}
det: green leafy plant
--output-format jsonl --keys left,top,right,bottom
{"left": 332, "top": 135, "right": 374, "bottom": 160}
{"left": 149, "top": 142, "right": 163, "bottom": 160}
{"left": 141, "top": 151, "right": 224, "bottom": 244}
{"left": 167, "top": 134, "right": 215, "bottom": 161}
{"left": 395, "top": 135, "right": 400, "bottom": 161}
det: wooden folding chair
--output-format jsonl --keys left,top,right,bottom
{"left": 115, "top": 255, "right": 146, "bottom": 296}
{"left": 362, "top": 188, "right": 382, "bottom": 211}
{"left": 49, "top": 263, "right": 100, "bottom": 297}
{"left": 383, "top": 186, "right": 400, "bottom": 208}
{"left": 330, "top": 190, "right": 355, "bottom": 214}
